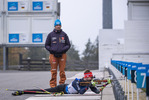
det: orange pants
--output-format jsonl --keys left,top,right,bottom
{"left": 49, "top": 54, "right": 66, "bottom": 88}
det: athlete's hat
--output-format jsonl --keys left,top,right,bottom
{"left": 54, "top": 19, "right": 61, "bottom": 27}
{"left": 84, "top": 72, "right": 93, "bottom": 78}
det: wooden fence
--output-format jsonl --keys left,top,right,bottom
{"left": 19, "top": 54, "right": 98, "bottom": 71}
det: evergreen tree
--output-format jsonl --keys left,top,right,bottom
{"left": 91, "top": 36, "right": 99, "bottom": 61}
{"left": 82, "top": 39, "right": 93, "bottom": 61}
{"left": 82, "top": 36, "right": 99, "bottom": 62}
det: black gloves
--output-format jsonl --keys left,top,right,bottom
{"left": 54, "top": 54, "right": 62, "bottom": 58}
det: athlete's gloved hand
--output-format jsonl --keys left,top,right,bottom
{"left": 107, "top": 78, "right": 111, "bottom": 84}
{"left": 54, "top": 54, "right": 62, "bottom": 58}
{"left": 91, "top": 80, "right": 98, "bottom": 87}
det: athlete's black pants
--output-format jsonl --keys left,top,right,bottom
{"left": 24, "top": 84, "right": 68, "bottom": 94}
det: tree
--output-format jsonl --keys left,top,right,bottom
{"left": 82, "top": 38, "right": 93, "bottom": 61}
{"left": 91, "top": 36, "right": 99, "bottom": 61}
{"left": 82, "top": 36, "right": 99, "bottom": 62}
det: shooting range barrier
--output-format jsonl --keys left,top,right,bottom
{"left": 111, "top": 60, "right": 149, "bottom": 100}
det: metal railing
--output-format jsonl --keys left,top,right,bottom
{"left": 108, "top": 67, "right": 127, "bottom": 100}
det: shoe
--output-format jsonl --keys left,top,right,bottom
{"left": 12, "top": 91, "right": 24, "bottom": 96}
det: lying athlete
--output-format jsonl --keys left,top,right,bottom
{"left": 12, "top": 69, "right": 110, "bottom": 96}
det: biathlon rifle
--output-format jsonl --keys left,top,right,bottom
{"left": 79, "top": 75, "right": 124, "bottom": 86}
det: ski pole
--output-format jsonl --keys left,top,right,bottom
{"left": 34, "top": 86, "right": 51, "bottom": 94}
{"left": 23, "top": 90, "right": 47, "bottom": 94}
{"left": 6, "top": 89, "right": 21, "bottom": 91}
{"left": 6, "top": 89, "right": 50, "bottom": 94}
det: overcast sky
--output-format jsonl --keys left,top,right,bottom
{"left": 58, "top": 0, "right": 128, "bottom": 56}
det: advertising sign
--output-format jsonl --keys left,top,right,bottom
{"left": 9, "top": 34, "right": 19, "bottom": 43}
{"left": 137, "top": 65, "right": 147, "bottom": 88}
{"left": 32, "top": 1, "right": 43, "bottom": 11}
{"left": 131, "top": 63, "right": 142, "bottom": 83}
{"left": 8, "top": 2, "right": 18, "bottom": 11}
{"left": 32, "top": 34, "right": 43, "bottom": 43}
{"left": 32, "top": 0, "right": 57, "bottom": 12}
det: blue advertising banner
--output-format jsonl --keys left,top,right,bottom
{"left": 32, "top": 2, "right": 43, "bottom": 11}
{"left": 137, "top": 65, "right": 147, "bottom": 88}
{"left": 9, "top": 34, "right": 19, "bottom": 43}
{"left": 8, "top": 2, "right": 18, "bottom": 11}
{"left": 131, "top": 63, "right": 142, "bottom": 83}
{"left": 32, "top": 34, "right": 43, "bottom": 43}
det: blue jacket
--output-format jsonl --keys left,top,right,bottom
{"left": 65, "top": 78, "right": 100, "bottom": 94}
{"left": 45, "top": 29, "right": 71, "bottom": 54}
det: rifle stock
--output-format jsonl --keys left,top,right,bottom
{"left": 79, "top": 79, "right": 110, "bottom": 86}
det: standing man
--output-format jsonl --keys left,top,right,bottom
{"left": 45, "top": 19, "right": 71, "bottom": 88}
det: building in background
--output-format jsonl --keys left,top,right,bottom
{"left": 124, "top": 0, "right": 149, "bottom": 63}
{"left": 99, "top": 0, "right": 124, "bottom": 71}
{"left": 99, "top": 0, "right": 149, "bottom": 71}
{"left": 102, "top": 0, "right": 113, "bottom": 29}
{"left": 99, "top": 30, "right": 124, "bottom": 71}
{"left": 0, "top": 0, "right": 60, "bottom": 70}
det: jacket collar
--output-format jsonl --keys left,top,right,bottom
{"left": 53, "top": 29, "right": 62, "bottom": 33}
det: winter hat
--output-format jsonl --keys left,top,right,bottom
{"left": 84, "top": 72, "right": 93, "bottom": 78}
{"left": 54, "top": 19, "right": 61, "bottom": 27}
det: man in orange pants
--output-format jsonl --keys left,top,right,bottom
{"left": 45, "top": 19, "right": 71, "bottom": 87}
